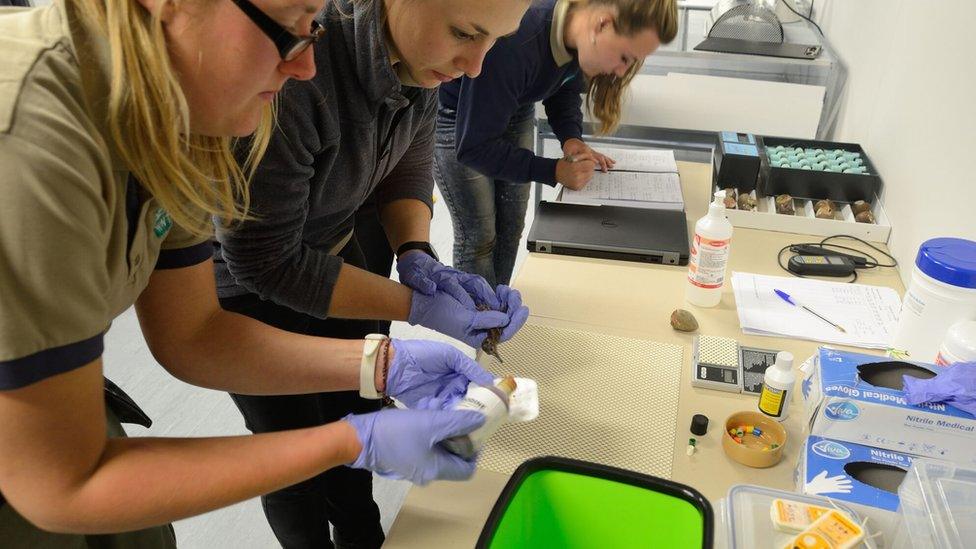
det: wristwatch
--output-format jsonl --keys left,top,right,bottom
{"left": 359, "top": 334, "right": 387, "bottom": 399}
{"left": 396, "top": 241, "right": 439, "bottom": 261}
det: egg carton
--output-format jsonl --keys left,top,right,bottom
{"left": 714, "top": 185, "right": 891, "bottom": 243}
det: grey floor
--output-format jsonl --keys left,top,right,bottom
{"left": 103, "top": 177, "right": 559, "bottom": 548}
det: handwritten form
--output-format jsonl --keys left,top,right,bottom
{"left": 731, "top": 272, "right": 902, "bottom": 350}
{"left": 596, "top": 146, "right": 679, "bottom": 173}
{"left": 561, "top": 147, "right": 683, "bottom": 209}
{"left": 566, "top": 172, "right": 682, "bottom": 203}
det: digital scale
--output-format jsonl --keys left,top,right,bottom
{"left": 692, "top": 335, "right": 780, "bottom": 394}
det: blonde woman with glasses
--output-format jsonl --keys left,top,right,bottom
{"left": 0, "top": 1, "right": 497, "bottom": 546}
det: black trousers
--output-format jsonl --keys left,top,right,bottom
{"left": 221, "top": 208, "right": 393, "bottom": 549}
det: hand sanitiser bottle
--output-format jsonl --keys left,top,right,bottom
{"left": 758, "top": 352, "right": 795, "bottom": 421}
{"left": 686, "top": 190, "right": 734, "bottom": 307}
{"left": 442, "top": 377, "right": 517, "bottom": 459}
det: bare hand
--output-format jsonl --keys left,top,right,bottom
{"left": 556, "top": 156, "right": 596, "bottom": 190}
{"left": 562, "top": 138, "right": 615, "bottom": 173}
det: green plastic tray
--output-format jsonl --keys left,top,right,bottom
{"left": 477, "top": 456, "right": 713, "bottom": 548}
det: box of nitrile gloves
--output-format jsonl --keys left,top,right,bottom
{"left": 796, "top": 435, "right": 909, "bottom": 512}
{"left": 795, "top": 435, "right": 907, "bottom": 537}
{"left": 801, "top": 347, "right": 976, "bottom": 466}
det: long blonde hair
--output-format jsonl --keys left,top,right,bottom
{"left": 74, "top": 0, "right": 273, "bottom": 235}
{"left": 574, "top": 0, "right": 678, "bottom": 135}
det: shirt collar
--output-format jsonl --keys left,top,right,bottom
{"left": 549, "top": 0, "right": 573, "bottom": 67}
{"left": 342, "top": 0, "right": 406, "bottom": 103}
{"left": 383, "top": 26, "right": 417, "bottom": 86}
{"left": 62, "top": 0, "right": 126, "bottom": 169}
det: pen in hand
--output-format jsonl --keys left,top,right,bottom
{"left": 773, "top": 289, "right": 847, "bottom": 333}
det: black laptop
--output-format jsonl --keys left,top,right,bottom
{"left": 526, "top": 201, "right": 690, "bottom": 266}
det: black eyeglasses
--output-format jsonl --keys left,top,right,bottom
{"left": 231, "top": 0, "right": 324, "bottom": 62}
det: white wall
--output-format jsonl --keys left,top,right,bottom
{"left": 816, "top": 0, "right": 976, "bottom": 285}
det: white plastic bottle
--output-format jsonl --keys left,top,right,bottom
{"left": 441, "top": 377, "right": 517, "bottom": 459}
{"left": 935, "top": 320, "right": 976, "bottom": 366}
{"left": 758, "top": 352, "right": 795, "bottom": 422}
{"left": 686, "top": 190, "right": 734, "bottom": 307}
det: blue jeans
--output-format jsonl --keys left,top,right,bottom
{"left": 433, "top": 106, "right": 535, "bottom": 287}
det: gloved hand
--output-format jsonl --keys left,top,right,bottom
{"left": 344, "top": 408, "right": 485, "bottom": 485}
{"left": 386, "top": 339, "right": 495, "bottom": 408}
{"left": 408, "top": 290, "right": 510, "bottom": 347}
{"left": 495, "top": 284, "right": 530, "bottom": 341}
{"left": 399, "top": 252, "right": 530, "bottom": 346}
{"left": 397, "top": 251, "right": 499, "bottom": 309}
{"left": 903, "top": 362, "right": 976, "bottom": 416}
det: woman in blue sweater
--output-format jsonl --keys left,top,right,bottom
{"left": 435, "top": 0, "right": 678, "bottom": 286}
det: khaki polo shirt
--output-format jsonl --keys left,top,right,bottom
{"left": 549, "top": 0, "right": 573, "bottom": 67}
{"left": 0, "top": 1, "right": 212, "bottom": 390}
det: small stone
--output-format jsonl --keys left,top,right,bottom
{"left": 737, "top": 193, "right": 757, "bottom": 211}
{"left": 815, "top": 199, "right": 836, "bottom": 219}
{"left": 670, "top": 309, "right": 699, "bottom": 332}
{"left": 775, "top": 194, "right": 795, "bottom": 215}
{"left": 722, "top": 188, "right": 737, "bottom": 209}
{"left": 855, "top": 210, "right": 876, "bottom": 224}
{"left": 851, "top": 200, "right": 872, "bottom": 215}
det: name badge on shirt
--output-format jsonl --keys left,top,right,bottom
{"left": 153, "top": 207, "right": 172, "bottom": 238}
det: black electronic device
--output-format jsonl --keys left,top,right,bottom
{"left": 695, "top": 37, "right": 822, "bottom": 60}
{"left": 713, "top": 131, "right": 761, "bottom": 193}
{"left": 526, "top": 201, "right": 689, "bottom": 266}
{"left": 788, "top": 255, "right": 857, "bottom": 277}
{"left": 790, "top": 245, "right": 866, "bottom": 266}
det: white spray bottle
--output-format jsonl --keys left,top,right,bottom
{"left": 686, "top": 190, "right": 733, "bottom": 307}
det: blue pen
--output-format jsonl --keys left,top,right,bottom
{"left": 774, "top": 289, "right": 847, "bottom": 333}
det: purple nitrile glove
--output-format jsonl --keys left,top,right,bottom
{"left": 397, "top": 252, "right": 501, "bottom": 310}
{"left": 385, "top": 339, "right": 495, "bottom": 409}
{"left": 903, "top": 362, "right": 976, "bottom": 417}
{"left": 495, "top": 284, "right": 530, "bottom": 342}
{"left": 408, "top": 289, "right": 509, "bottom": 347}
{"left": 344, "top": 408, "right": 485, "bottom": 485}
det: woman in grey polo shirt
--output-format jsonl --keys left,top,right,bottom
{"left": 0, "top": 1, "right": 495, "bottom": 546}
{"left": 212, "top": 0, "right": 532, "bottom": 547}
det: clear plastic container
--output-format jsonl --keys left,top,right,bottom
{"left": 723, "top": 484, "right": 874, "bottom": 549}
{"left": 891, "top": 458, "right": 976, "bottom": 549}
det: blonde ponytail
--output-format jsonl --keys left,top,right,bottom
{"left": 576, "top": 0, "right": 678, "bottom": 135}
{"left": 75, "top": 0, "right": 273, "bottom": 235}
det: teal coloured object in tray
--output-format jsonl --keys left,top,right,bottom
{"left": 477, "top": 457, "right": 714, "bottom": 549}
{"left": 759, "top": 137, "right": 881, "bottom": 202}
